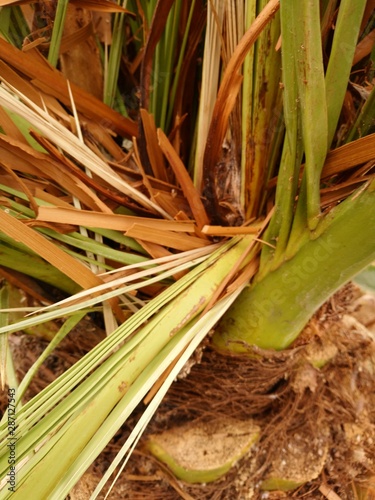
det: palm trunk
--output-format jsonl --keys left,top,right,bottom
{"left": 213, "top": 182, "right": 375, "bottom": 352}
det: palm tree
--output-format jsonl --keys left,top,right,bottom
{"left": 0, "top": 0, "right": 374, "bottom": 497}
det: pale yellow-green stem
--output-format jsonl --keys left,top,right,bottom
{"left": 0, "top": 236, "right": 255, "bottom": 498}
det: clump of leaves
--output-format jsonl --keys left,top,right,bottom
{"left": 0, "top": 0, "right": 374, "bottom": 498}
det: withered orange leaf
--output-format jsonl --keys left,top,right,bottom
{"left": 37, "top": 206, "right": 196, "bottom": 233}
{"left": 125, "top": 224, "right": 211, "bottom": 252}
{"left": 0, "top": 208, "right": 102, "bottom": 290}
{"left": 158, "top": 129, "right": 210, "bottom": 229}
{"left": 140, "top": 109, "right": 168, "bottom": 183}
{"left": 0, "top": 39, "right": 138, "bottom": 138}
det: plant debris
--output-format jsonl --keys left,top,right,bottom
{"left": 2, "top": 284, "right": 374, "bottom": 499}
